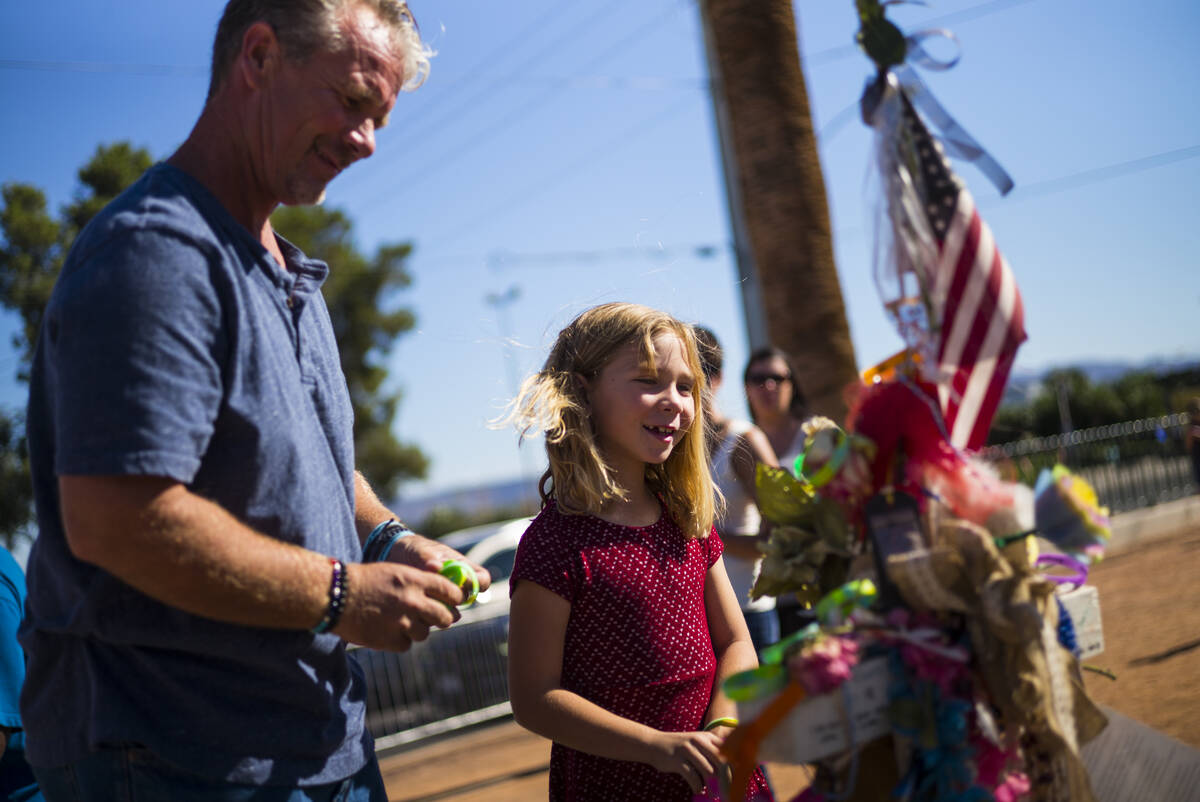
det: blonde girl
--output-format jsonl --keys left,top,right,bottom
{"left": 504, "top": 302, "right": 773, "bottom": 801}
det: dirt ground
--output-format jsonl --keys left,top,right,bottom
{"left": 1077, "top": 526, "right": 1200, "bottom": 746}
{"left": 381, "top": 525, "right": 1200, "bottom": 801}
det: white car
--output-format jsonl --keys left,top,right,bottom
{"left": 441, "top": 516, "right": 533, "bottom": 621}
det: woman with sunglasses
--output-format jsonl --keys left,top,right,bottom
{"left": 742, "top": 346, "right": 816, "bottom": 638}
{"left": 743, "top": 347, "right": 811, "bottom": 468}
{"left": 693, "top": 327, "right": 781, "bottom": 658}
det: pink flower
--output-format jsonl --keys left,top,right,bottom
{"left": 899, "top": 641, "right": 967, "bottom": 695}
{"left": 788, "top": 636, "right": 860, "bottom": 696}
{"left": 973, "top": 735, "right": 1030, "bottom": 802}
{"left": 993, "top": 772, "right": 1031, "bottom": 802}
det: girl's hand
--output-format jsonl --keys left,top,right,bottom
{"left": 647, "top": 730, "right": 725, "bottom": 793}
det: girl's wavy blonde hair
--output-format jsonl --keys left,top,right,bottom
{"left": 503, "top": 302, "right": 718, "bottom": 539}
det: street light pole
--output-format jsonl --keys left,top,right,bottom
{"left": 485, "top": 285, "right": 537, "bottom": 485}
{"left": 698, "top": 0, "right": 769, "bottom": 351}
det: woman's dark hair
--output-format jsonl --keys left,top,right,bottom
{"left": 692, "top": 325, "right": 723, "bottom": 382}
{"left": 743, "top": 345, "right": 808, "bottom": 421}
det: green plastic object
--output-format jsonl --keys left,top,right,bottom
{"left": 722, "top": 664, "right": 788, "bottom": 703}
{"left": 758, "top": 621, "right": 820, "bottom": 667}
{"left": 815, "top": 578, "right": 877, "bottom": 627}
{"left": 440, "top": 559, "right": 479, "bottom": 607}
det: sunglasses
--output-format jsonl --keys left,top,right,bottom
{"left": 746, "top": 372, "right": 790, "bottom": 388}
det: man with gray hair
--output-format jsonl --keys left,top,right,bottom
{"left": 19, "top": 2, "right": 486, "bottom": 798}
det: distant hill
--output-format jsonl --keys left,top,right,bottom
{"left": 1011, "top": 355, "right": 1200, "bottom": 386}
{"left": 393, "top": 475, "right": 541, "bottom": 525}
{"left": 1005, "top": 355, "right": 1200, "bottom": 405}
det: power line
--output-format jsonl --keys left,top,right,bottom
{"left": 484, "top": 242, "right": 728, "bottom": 269}
{"left": 424, "top": 93, "right": 698, "bottom": 248}
{"left": 0, "top": 0, "right": 1034, "bottom": 91}
{"left": 0, "top": 55, "right": 704, "bottom": 93}
{"left": 351, "top": 1, "right": 689, "bottom": 222}
{"left": 1006, "top": 144, "right": 1200, "bottom": 202}
{"left": 354, "top": 0, "right": 1037, "bottom": 225}
{"left": 410, "top": 142, "right": 1200, "bottom": 268}
{"left": 452, "top": 75, "right": 706, "bottom": 92}
{"left": 379, "top": 0, "right": 642, "bottom": 145}
{"left": 384, "top": 0, "right": 579, "bottom": 136}
{"left": 0, "top": 59, "right": 205, "bottom": 77}
{"left": 805, "top": 0, "right": 1038, "bottom": 67}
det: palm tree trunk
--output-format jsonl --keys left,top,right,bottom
{"left": 701, "top": 0, "right": 859, "bottom": 421}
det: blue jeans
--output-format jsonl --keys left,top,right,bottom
{"left": 32, "top": 747, "right": 386, "bottom": 802}
{"left": 743, "top": 608, "right": 780, "bottom": 656}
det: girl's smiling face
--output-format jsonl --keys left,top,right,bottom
{"left": 583, "top": 332, "right": 696, "bottom": 484}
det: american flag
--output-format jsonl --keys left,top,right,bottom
{"left": 898, "top": 93, "right": 1026, "bottom": 451}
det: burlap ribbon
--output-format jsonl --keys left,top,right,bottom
{"left": 887, "top": 518, "right": 1108, "bottom": 802}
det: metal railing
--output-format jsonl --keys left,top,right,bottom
{"left": 351, "top": 601, "right": 512, "bottom": 752}
{"left": 355, "top": 414, "right": 1199, "bottom": 749}
{"left": 982, "top": 413, "right": 1196, "bottom": 513}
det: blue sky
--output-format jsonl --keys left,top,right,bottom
{"left": 1, "top": 0, "right": 1197, "bottom": 500}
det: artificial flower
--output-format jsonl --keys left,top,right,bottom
{"left": 1034, "top": 464, "right": 1110, "bottom": 562}
{"left": 786, "top": 635, "right": 860, "bottom": 696}
{"left": 795, "top": 416, "right": 877, "bottom": 512}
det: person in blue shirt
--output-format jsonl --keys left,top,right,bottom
{"left": 19, "top": 2, "right": 488, "bottom": 799}
{"left": 1, "top": 545, "right": 39, "bottom": 801}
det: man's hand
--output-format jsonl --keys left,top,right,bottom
{"left": 381, "top": 533, "right": 492, "bottom": 600}
{"left": 334, "top": 561, "right": 465, "bottom": 651}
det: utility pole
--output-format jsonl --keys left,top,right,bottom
{"left": 699, "top": 3, "right": 769, "bottom": 351}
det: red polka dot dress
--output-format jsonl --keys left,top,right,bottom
{"left": 510, "top": 500, "right": 774, "bottom": 801}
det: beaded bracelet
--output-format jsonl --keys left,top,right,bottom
{"left": 311, "top": 558, "right": 348, "bottom": 634}
{"left": 362, "top": 518, "right": 414, "bottom": 563}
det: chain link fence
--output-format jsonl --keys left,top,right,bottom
{"left": 981, "top": 412, "right": 1196, "bottom": 513}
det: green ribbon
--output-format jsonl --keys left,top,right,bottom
{"left": 793, "top": 428, "right": 851, "bottom": 489}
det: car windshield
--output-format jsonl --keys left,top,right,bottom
{"left": 481, "top": 548, "right": 516, "bottom": 584}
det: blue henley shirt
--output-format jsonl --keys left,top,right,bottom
{"left": 20, "top": 163, "right": 369, "bottom": 785}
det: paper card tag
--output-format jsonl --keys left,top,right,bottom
{"left": 738, "top": 657, "right": 893, "bottom": 764}
{"left": 1058, "top": 584, "right": 1104, "bottom": 659}
{"left": 864, "top": 491, "right": 926, "bottom": 607}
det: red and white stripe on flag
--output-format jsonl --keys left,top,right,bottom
{"left": 934, "top": 191, "right": 1027, "bottom": 451}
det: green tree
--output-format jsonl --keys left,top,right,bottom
{"left": 0, "top": 142, "right": 427, "bottom": 547}
{"left": 989, "top": 402, "right": 1034, "bottom": 444}
{"left": 1, "top": 143, "right": 153, "bottom": 376}
{"left": 0, "top": 412, "right": 32, "bottom": 547}
{"left": 1110, "top": 371, "right": 1170, "bottom": 420}
{"left": 989, "top": 367, "right": 1179, "bottom": 446}
{"left": 272, "top": 205, "right": 428, "bottom": 497}
{"left": 0, "top": 143, "right": 152, "bottom": 549}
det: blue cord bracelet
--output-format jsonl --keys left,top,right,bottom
{"left": 363, "top": 518, "right": 413, "bottom": 563}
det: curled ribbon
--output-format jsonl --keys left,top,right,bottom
{"left": 857, "top": 6, "right": 1014, "bottom": 195}
{"left": 1035, "top": 552, "right": 1089, "bottom": 590}
{"left": 721, "top": 682, "right": 807, "bottom": 802}
{"left": 794, "top": 427, "right": 850, "bottom": 489}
